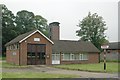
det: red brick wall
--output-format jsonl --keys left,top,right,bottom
{"left": 88, "top": 53, "right": 99, "bottom": 63}
{"left": 60, "top": 53, "right": 99, "bottom": 64}
{"left": 20, "top": 32, "right": 52, "bottom": 65}
{"left": 51, "top": 26, "right": 59, "bottom": 40}
{"left": 6, "top": 49, "right": 19, "bottom": 65}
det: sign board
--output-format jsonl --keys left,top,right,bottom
{"left": 34, "top": 38, "right": 40, "bottom": 42}
{"left": 101, "top": 45, "right": 109, "bottom": 49}
{"left": 12, "top": 52, "right": 16, "bottom": 56}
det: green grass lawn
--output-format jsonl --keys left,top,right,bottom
{"left": 1, "top": 62, "right": 29, "bottom": 68}
{"left": 2, "top": 72, "right": 79, "bottom": 78}
{"left": 54, "top": 62, "right": 118, "bottom": 73}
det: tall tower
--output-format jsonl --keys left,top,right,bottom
{"left": 49, "top": 22, "right": 60, "bottom": 40}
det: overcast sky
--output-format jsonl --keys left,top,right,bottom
{"left": 1, "top": 0, "right": 119, "bottom": 42}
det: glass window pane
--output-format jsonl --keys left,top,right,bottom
{"left": 52, "top": 53, "right": 55, "bottom": 60}
{"left": 63, "top": 53, "right": 70, "bottom": 60}
{"left": 83, "top": 54, "right": 88, "bottom": 60}
{"left": 74, "top": 54, "right": 79, "bottom": 60}
{"left": 70, "top": 53, "right": 74, "bottom": 60}
{"left": 56, "top": 54, "right": 60, "bottom": 60}
{"left": 79, "top": 54, "right": 83, "bottom": 60}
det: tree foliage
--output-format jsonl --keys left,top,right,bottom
{"left": 15, "top": 10, "right": 35, "bottom": 34}
{"left": 15, "top": 10, "right": 48, "bottom": 35}
{"left": 2, "top": 5, "right": 48, "bottom": 53}
{"left": 76, "top": 12, "right": 107, "bottom": 51}
{"left": 2, "top": 5, "right": 16, "bottom": 53}
{"left": 33, "top": 15, "right": 48, "bottom": 36}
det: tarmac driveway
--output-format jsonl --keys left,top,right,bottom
{"left": 2, "top": 65, "right": 119, "bottom": 78}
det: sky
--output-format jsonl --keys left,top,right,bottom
{"left": 0, "top": 0, "right": 119, "bottom": 42}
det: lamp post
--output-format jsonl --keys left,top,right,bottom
{"left": 101, "top": 44, "right": 109, "bottom": 72}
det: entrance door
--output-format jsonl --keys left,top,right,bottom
{"left": 36, "top": 52, "right": 45, "bottom": 64}
{"left": 27, "top": 44, "right": 46, "bottom": 65}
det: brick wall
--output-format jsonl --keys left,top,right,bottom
{"left": 20, "top": 32, "right": 52, "bottom": 65}
{"left": 6, "top": 49, "right": 19, "bottom": 65}
{"left": 51, "top": 26, "right": 59, "bottom": 40}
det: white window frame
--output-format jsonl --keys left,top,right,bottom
{"left": 62, "top": 53, "right": 70, "bottom": 60}
{"left": 79, "top": 53, "right": 88, "bottom": 60}
{"left": 79, "top": 54, "right": 83, "bottom": 60}
{"left": 70, "top": 53, "right": 74, "bottom": 60}
{"left": 52, "top": 53, "right": 60, "bottom": 60}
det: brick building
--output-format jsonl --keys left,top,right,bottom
{"left": 100, "top": 42, "right": 120, "bottom": 61}
{"left": 5, "top": 22, "right": 100, "bottom": 65}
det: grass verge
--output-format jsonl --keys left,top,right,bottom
{"left": 2, "top": 72, "right": 79, "bottom": 78}
{"left": 53, "top": 62, "right": 118, "bottom": 73}
{"left": 1, "top": 62, "right": 29, "bottom": 68}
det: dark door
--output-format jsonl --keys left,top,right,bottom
{"left": 27, "top": 44, "right": 46, "bottom": 65}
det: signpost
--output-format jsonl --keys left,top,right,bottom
{"left": 101, "top": 44, "right": 109, "bottom": 72}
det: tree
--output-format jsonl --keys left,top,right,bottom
{"left": 15, "top": 10, "right": 35, "bottom": 34}
{"left": 33, "top": 15, "right": 48, "bottom": 36}
{"left": 76, "top": 12, "right": 107, "bottom": 51}
{"left": 2, "top": 5, "right": 17, "bottom": 54}
{"left": 15, "top": 10, "right": 48, "bottom": 36}
{"left": 2, "top": 6, "right": 49, "bottom": 54}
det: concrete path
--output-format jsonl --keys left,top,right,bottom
{"left": 2, "top": 65, "right": 119, "bottom": 78}
{"left": 31, "top": 65, "right": 119, "bottom": 78}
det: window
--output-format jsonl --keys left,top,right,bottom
{"left": 79, "top": 53, "right": 88, "bottom": 60}
{"left": 62, "top": 53, "right": 88, "bottom": 61}
{"left": 16, "top": 44, "right": 19, "bottom": 49}
{"left": 9, "top": 44, "right": 18, "bottom": 50}
{"left": 52, "top": 53, "right": 60, "bottom": 60}
{"left": 9, "top": 46, "right": 11, "bottom": 50}
{"left": 79, "top": 54, "right": 83, "bottom": 60}
{"left": 63, "top": 53, "right": 70, "bottom": 60}
{"left": 13, "top": 44, "right": 15, "bottom": 49}
{"left": 70, "top": 53, "right": 74, "bottom": 60}
{"left": 52, "top": 54, "right": 55, "bottom": 60}
{"left": 83, "top": 53, "right": 88, "bottom": 60}
{"left": 56, "top": 53, "right": 60, "bottom": 60}
{"left": 74, "top": 54, "right": 79, "bottom": 60}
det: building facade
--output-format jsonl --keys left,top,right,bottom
{"left": 100, "top": 42, "right": 120, "bottom": 61}
{"left": 5, "top": 22, "right": 100, "bottom": 65}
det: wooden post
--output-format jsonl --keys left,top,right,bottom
{"left": 104, "top": 49, "right": 106, "bottom": 72}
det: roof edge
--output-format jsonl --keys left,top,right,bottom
{"left": 19, "top": 30, "right": 54, "bottom": 44}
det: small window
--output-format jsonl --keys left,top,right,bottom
{"left": 6, "top": 46, "right": 9, "bottom": 50}
{"left": 74, "top": 54, "right": 79, "bottom": 60}
{"left": 83, "top": 53, "right": 88, "bottom": 60}
{"left": 79, "top": 53, "right": 88, "bottom": 60}
{"left": 63, "top": 53, "right": 70, "bottom": 60}
{"left": 52, "top": 53, "right": 60, "bottom": 60}
{"left": 70, "top": 53, "right": 74, "bottom": 60}
{"left": 79, "top": 54, "right": 83, "bottom": 60}
{"left": 16, "top": 44, "right": 19, "bottom": 49}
